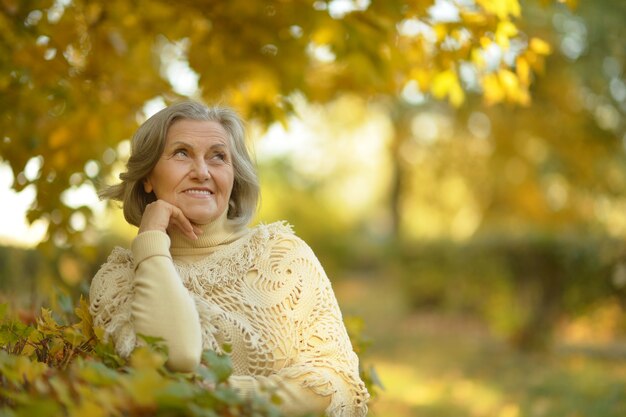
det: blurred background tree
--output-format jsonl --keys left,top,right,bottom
{"left": 1, "top": 0, "right": 555, "bottom": 247}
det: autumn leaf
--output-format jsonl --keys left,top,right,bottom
{"left": 129, "top": 346, "right": 167, "bottom": 370}
{"left": 123, "top": 368, "right": 169, "bottom": 407}
{"left": 431, "top": 69, "right": 465, "bottom": 107}
{"left": 482, "top": 73, "right": 506, "bottom": 105}
{"left": 516, "top": 56, "right": 531, "bottom": 86}
{"left": 74, "top": 296, "right": 95, "bottom": 339}
{"left": 495, "top": 20, "right": 518, "bottom": 49}
{"left": 530, "top": 37, "right": 552, "bottom": 55}
{"left": 37, "top": 308, "right": 60, "bottom": 335}
{"left": 476, "top": 0, "right": 521, "bottom": 20}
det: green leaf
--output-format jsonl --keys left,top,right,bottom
{"left": 188, "top": 404, "right": 220, "bottom": 417}
{"left": 63, "top": 327, "right": 86, "bottom": 347}
{"left": 0, "top": 320, "right": 34, "bottom": 347}
{"left": 14, "top": 400, "right": 62, "bottom": 417}
{"left": 74, "top": 359, "right": 120, "bottom": 386}
{"left": 48, "top": 376, "right": 73, "bottom": 407}
{"left": 201, "top": 350, "right": 233, "bottom": 383}
{"left": 136, "top": 333, "right": 168, "bottom": 355}
{"left": 123, "top": 368, "right": 168, "bottom": 407}
{"left": 129, "top": 346, "right": 167, "bottom": 370}
{"left": 196, "top": 364, "right": 217, "bottom": 385}
{"left": 156, "top": 381, "right": 198, "bottom": 408}
{"left": 93, "top": 342, "right": 125, "bottom": 368}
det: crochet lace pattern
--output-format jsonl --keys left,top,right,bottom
{"left": 89, "top": 222, "right": 369, "bottom": 417}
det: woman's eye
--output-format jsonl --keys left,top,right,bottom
{"left": 213, "top": 152, "right": 226, "bottom": 161}
{"left": 173, "top": 149, "right": 188, "bottom": 158}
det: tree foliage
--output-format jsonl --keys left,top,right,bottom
{"left": 0, "top": 0, "right": 563, "bottom": 244}
{"left": 383, "top": 0, "right": 626, "bottom": 239}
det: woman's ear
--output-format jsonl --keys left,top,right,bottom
{"left": 143, "top": 177, "right": 153, "bottom": 194}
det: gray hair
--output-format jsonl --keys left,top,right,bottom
{"left": 99, "top": 101, "right": 259, "bottom": 228}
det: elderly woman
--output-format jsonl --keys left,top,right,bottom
{"left": 89, "top": 101, "right": 369, "bottom": 416}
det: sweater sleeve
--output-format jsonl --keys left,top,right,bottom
{"left": 228, "top": 234, "right": 369, "bottom": 417}
{"left": 89, "top": 231, "right": 202, "bottom": 372}
{"left": 130, "top": 231, "right": 203, "bottom": 372}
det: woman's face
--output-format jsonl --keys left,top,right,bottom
{"left": 144, "top": 119, "right": 235, "bottom": 225}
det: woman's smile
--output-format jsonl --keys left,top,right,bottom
{"left": 182, "top": 187, "right": 214, "bottom": 198}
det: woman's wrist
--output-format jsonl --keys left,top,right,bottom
{"left": 131, "top": 231, "right": 172, "bottom": 267}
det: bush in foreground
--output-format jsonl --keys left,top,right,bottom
{"left": 0, "top": 299, "right": 378, "bottom": 417}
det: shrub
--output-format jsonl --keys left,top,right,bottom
{"left": 0, "top": 299, "right": 379, "bottom": 416}
{"left": 394, "top": 232, "right": 626, "bottom": 350}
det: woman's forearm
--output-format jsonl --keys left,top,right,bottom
{"left": 131, "top": 230, "right": 202, "bottom": 372}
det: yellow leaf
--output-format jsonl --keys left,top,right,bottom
{"left": 507, "top": 0, "right": 521, "bottom": 17}
{"left": 476, "top": 0, "right": 521, "bottom": 19}
{"left": 431, "top": 69, "right": 465, "bottom": 107}
{"left": 93, "top": 326, "right": 106, "bottom": 342}
{"left": 38, "top": 308, "right": 59, "bottom": 333}
{"left": 495, "top": 21, "right": 518, "bottom": 49}
{"left": 471, "top": 48, "right": 487, "bottom": 70}
{"left": 15, "top": 355, "right": 48, "bottom": 382}
{"left": 498, "top": 69, "right": 519, "bottom": 98}
{"left": 516, "top": 56, "right": 530, "bottom": 86}
{"left": 74, "top": 296, "right": 95, "bottom": 339}
{"left": 529, "top": 37, "right": 552, "bottom": 55}
{"left": 449, "top": 82, "right": 465, "bottom": 107}
{"left": 49, "top": 337, "right": 65, "bottom": 357}
{"left": 479, "top": 36, "right": 492, "bottom": 49}
{"left": 21, "top": 343, "right": 36, "bottom": 357}
{"left": 432, "top": 70, "right": 454, "bottom": 98}
{"left": 517, "top": 88, "right": 531, "bottom": 106}
{"left": 68, "top": 399, "right": 108, "bottom": 417}
{"left": 311, "top": 21, "right": 343, "bottom": 46}
{"left": 130, "top": 346, "right": 167, "bottom": 370}
{"left": 123, "top": 369, "right": 168, "bottom": 407}
{"left": 231, "top": 70, "right": 279, "bottom": 110}
{"left": 63, "top": 327, "right": 85, "bottom": 347}
{"left": 409, "top": 68, "right": 431, "bottom": 90}
{"left": 433, "top": 24, "right": 447, "bottom": 42}
{"left": 460, "top": 11, "right": 488, "bottom": 26}
{"left": 497, "top": 68, "right": 529, "bottom": 105}
{"left": 482, "top": 73, "right": 505, "bottom": 105}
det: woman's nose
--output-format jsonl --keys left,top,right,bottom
{"left": 191, "top": 158, "right": 210, "bottom": 180}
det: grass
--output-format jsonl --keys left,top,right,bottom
{"left": 335, "top": 276, "right": 626, "bottom": 417}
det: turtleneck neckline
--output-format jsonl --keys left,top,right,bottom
{"left": 168, "top": 209, "right": 248, "bottom": 254}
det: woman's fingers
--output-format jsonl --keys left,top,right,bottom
{"left": 140, "top": 200, "right": 200, "bottom": 240}
{"left": 169, "top": 208, "right": 198, "bottom": 240}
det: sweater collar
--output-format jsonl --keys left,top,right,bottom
{"left": 169, "top": 209, "right": 246, "bottom": 250}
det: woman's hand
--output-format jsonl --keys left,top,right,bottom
{"left": 139, "top": 200, "right": 203, "bottom": 240}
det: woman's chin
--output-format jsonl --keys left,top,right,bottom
{"left": 184, "top": 211, "right": 222, "bottom": 225}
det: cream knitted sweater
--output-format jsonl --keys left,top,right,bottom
{"left": 89, "top": 214, "right": 369, "bottom": 417}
